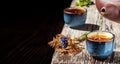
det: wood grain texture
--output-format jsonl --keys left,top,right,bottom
{"left": 51, "top": 0, "right": 120, "bottom": 64}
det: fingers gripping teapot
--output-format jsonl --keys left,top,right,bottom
{"left": 95, "top": 0, "right": 120, "bottom": 23}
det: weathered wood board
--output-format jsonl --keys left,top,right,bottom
{"left": 51, "top": 0, "right": 120, "bottom": 64}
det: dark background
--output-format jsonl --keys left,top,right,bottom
{"left": 0, "top": 0, "right": 72, "bottom": 64}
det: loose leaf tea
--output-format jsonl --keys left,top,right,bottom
{"left": 48, "top": 33, "right": 87, "bottom": 55}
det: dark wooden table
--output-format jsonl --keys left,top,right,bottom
{"left": 51, "top": 0, "right": 120, "bottom": 64}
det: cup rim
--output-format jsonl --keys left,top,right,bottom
{"left": 63, "top": 7, "right": 87, "bottom": 15}
{"left": 86, "top": 31, "right": 115, "bottom": 42}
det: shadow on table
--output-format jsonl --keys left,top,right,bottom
{"left": 103, "top": 51, "right": 120, "bottom": 63}
{"left": 70, "top": 24, "right": 100, "bottom": 31}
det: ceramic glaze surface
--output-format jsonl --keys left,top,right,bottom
{"left": 95, "top": 0, "right": 120, "bottom": 22}
{"left": 86, "top": 40, "right": 114, "bottom": 59}
{"left": 63, "top": 8, "right": 87, "bottom": 28}
{"left": 86, "top": 31, "right": 115, "bottom": 60}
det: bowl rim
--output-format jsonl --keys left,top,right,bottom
{"left": 63, "top": 7, "right": 87, "bottom": 15}
{"left": 86, "top": 31, "right": 115, "bottom": 42}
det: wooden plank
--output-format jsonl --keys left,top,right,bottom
{"left": 51, "top": 0, "right": 120, "bottom": 64}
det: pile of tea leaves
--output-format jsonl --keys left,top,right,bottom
{"left": 48, "top": 32, "right": 87, "bottom": 55}
{"left": 75, "top": 0, "right": 94, "bottom": 7}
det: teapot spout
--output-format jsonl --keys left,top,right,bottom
{"left": 100, "top": 4, "right": 119, "bottom": 19}
{"left": 100, "top": 7, "right": 106, "bottom": 15}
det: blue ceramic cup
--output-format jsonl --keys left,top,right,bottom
{"left": 86, "top": 31, "right": 115, "bottom": 60}
{"left": 63, "top": 7, "right": 87, "bottom": 28}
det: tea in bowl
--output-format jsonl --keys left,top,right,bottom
{"left": 63, "top": 7, "right": 87, "bottom": 28}
{"left": 86, "top": 31, "right": 115, "bottom": 60}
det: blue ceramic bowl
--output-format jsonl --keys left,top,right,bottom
{"left": 86, "top": 31, "right": 115, "bottom": 60}
{"left": 63, "top": 7, "right": 87, "bottom": 28}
